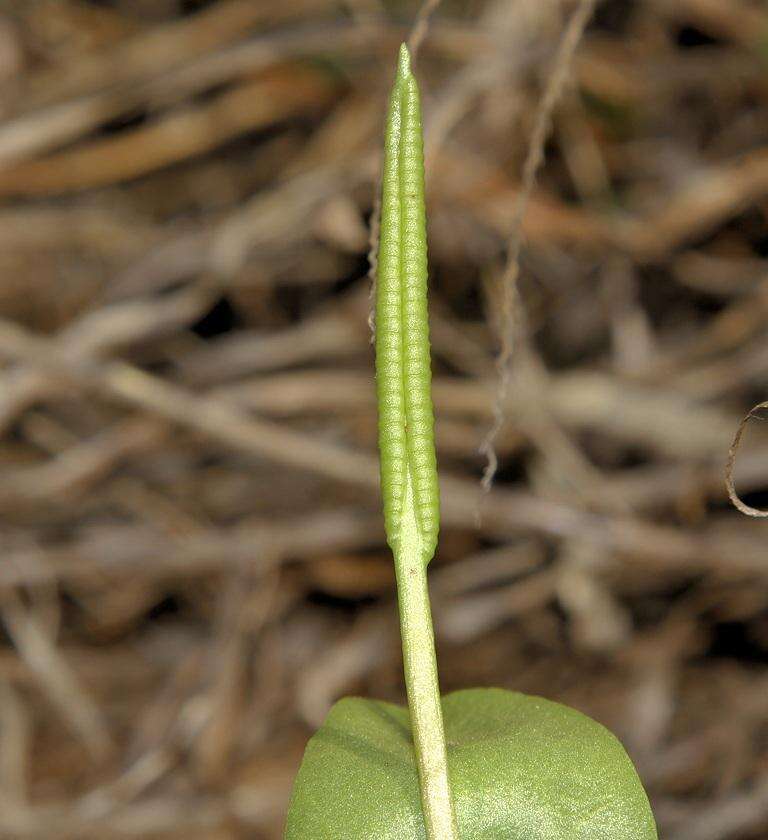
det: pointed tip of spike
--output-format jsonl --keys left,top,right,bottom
{"left": 397, "top": 43, "right": 411, "bottom": 78}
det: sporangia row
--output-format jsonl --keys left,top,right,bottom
{"left": 375, "top": 44, "right": 439, "bottom": 565}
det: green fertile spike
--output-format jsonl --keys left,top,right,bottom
{"left": 375, "top": 42, "right": 439, "bottom": 566}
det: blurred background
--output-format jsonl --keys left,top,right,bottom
{"left": 0, "top": 1, "right": 768, "bottom": 838}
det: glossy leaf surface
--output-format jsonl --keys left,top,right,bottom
{"left": 285, "top": 687, "right": 657, "bottom": 839}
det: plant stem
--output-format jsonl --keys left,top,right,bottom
{"left": 376, "top": 43, "right": 458, "bottom": 839}
{"left": 394, "top": 471, "right": 458, "bottom": 839}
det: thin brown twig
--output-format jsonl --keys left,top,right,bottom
{"left": 0, "top": 70, "right": 336, "bottom": 196}
{"left": 408, "top": 0, "right": 444, "bottom": 61}
{"left": 479, "top": 0, "right": 597, "bottom": 492}
{"left": 0, "top": 590, "right": 114, "bottom": 761}
{"left": 725, "top": 400, "right": 768, "bottom": 517}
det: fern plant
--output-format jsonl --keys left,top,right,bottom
{"left": 285, "top": 45, "right": 657, "bottom": 840}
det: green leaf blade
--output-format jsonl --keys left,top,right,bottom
{"left": 285, "top": 688, "right": 658, "bottom": 840}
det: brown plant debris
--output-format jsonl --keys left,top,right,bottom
{"left": 0, "top": 1, "right": 768, "bottom": 838}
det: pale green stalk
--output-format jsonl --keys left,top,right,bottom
{"left": 395, "top": 474, "right": 456, "bottom": 839}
